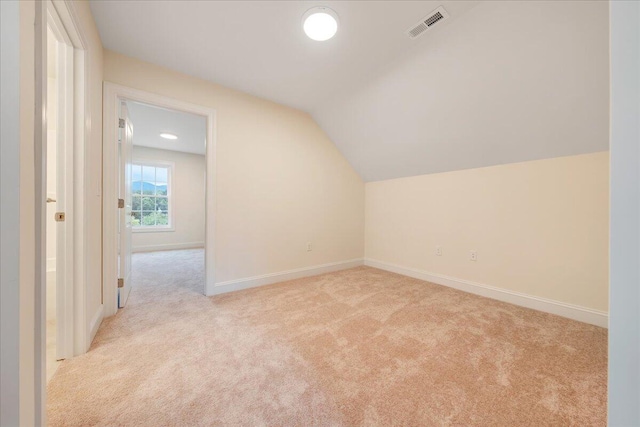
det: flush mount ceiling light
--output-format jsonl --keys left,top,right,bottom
{"left": 302, "top": 7, "right": 339, "bottom": 41}
{"left": 159, "top": 133, "right": 178, "bottom": 140}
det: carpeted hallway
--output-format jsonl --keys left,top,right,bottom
{"left": 47, "top": 249, "right": 607, "bottom": 426}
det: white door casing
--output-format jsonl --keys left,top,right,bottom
{"left": 31, "top": 0, "right": 91, "bottom": 422}
{"left": 102, "top": 83, "right": 217, "bottom": 317}
{"left": 47, "top": 0, "right": 77, "bottom": 361}
{"left": 118, "top": 102, "right": 133, "bottom": 308}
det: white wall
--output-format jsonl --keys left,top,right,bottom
{"left": 609, "top": 1, "right": 640, "bottom": 424}
{"left": 104, "top": 50, "right": 365, "bottom": 287}
{"left": 366, "top": 152, "right": 609, "bottom": 323}
{"left": 18, "top": 1, "right": 38, "bottom": 422}
{"left": 132, "top": 146, "right": 205, "bottom": 252}
{"left": 1, "top": 1, "right": 22, "bottom": 424}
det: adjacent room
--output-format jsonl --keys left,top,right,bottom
{"left": 125, "top": 101, "right": 207, "bottom": 302}
{"left": 3, "top": 0, "right": 639, "bottom": 426}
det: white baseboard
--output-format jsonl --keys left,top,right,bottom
{"left": 88, "top": 304, "right": 104, "bottom": 348}
{"left": 132, "top": 241, "right": 204, "bottom": 253}
{"left": 208, "top": 258, "right": 364, "bottom": 296}
{"left": 47, "top": 257, "right": 56, "bottom": 272}
{"left": 364, "top": 258, "right": 608, "bottom": 328}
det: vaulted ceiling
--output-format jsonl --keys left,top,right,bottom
{"left": 91, "top": 0, "right": 609, "bottom": 181}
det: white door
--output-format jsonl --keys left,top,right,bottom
{"left": 118, "top": 101, "right": 133, "bottom": 308}
{"left": 49, "top": 27, "right": 75, "bottom": 360}
{"left": 54, "top": 62, "right": 69, "bottom": 359}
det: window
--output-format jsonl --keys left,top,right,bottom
{"left": 131, "top": 162, "right": 173, "bottom": 231}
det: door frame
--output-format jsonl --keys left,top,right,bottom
{"left": 34, "top": 0, "right": 89, "bottom": 422}
{"left": 50, "top": 0, "right": 91, "bottom": 356}
{"left": 46, "top": 0, "right": 77, "bottom": 361}
{"left": 102, "top": 82, "right": 217, "bottom": 317}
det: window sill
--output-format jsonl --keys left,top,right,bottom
{"left": 133, "top": 226, "right": 175, "bottom": 233}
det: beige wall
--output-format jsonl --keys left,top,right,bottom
{"left": 104, "top": 50, "right": 365, "bottom": 283}
{"left": 365, "top": 152, "right": 609, "bottom": 312}
{"left": 132, "top": 146, "right": 206, "bottom": 252}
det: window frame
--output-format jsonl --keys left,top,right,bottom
{"left": 130, "top": 159, "right": 175, "bottom": 233}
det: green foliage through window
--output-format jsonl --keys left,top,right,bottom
{"left": 131, "top": 163, "right": 171, "bottom": 228}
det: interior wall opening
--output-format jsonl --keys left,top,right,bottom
{"left": 117, "top": 99, "right": 207, "bottom": 306}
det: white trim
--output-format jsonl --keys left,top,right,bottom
{"left": 35, "top": 1, "right": 48, "bottom": 421}
{"left": 46, "top": 258, "right": 56, "bottom": 272}
{"left": 364, "top": 258, "right": 609, "bottom": 328}
{"left": 46, "top": 0, "right": 93, "bottom": 358}
{"left": 60, "top": 0, "right": 91, "bottom": 356}
{"left": 30, "top": 0, "right": 91, "bottom": 422}
{"left": 47, "top": 0, "right": 76, "bottom": 362}
{"left": 88, "top": 304, "right": 104, "bottom": 344}
{"left": 103, "top": 82, "right": 217, "bottom": 316}
{"left": 132, "top": 242, "right": 204, "bottom": 253}
{"left": 210, "top": 259, "right": 364, "bottom": 296}
{"left": 132, "top": 226, "right": 175, "bottom": 233}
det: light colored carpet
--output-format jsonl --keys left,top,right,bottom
{"left": 47, "top": 249, "right": 607, "bottom": 426}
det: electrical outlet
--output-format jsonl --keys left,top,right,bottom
{"left": 307, "top": 242, "right": 312, "bottom": 252}
{"left": 470, "top": 250, "right": 477, "bottom": 261}
{"left": 436, "top": 246, "right": 442, "bottom": 256}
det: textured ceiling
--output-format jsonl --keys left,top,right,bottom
{"left": 92, "top": 1, "right": 609, "bottom": 181}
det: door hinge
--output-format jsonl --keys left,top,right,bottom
{"left": 117, "top": 278, "right": 124, "bottom": 288}
{"left": 118, "top": 198, "right": 125, "bottom": 208}
{"left": 118, "top": 118, "right": 125, "bottom": 128}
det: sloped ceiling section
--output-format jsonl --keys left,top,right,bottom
{"left": 91, "top": 0, "right": 609, "bottom": 183}
{"left": 312, "top": 1, "right": 609, "bottom": 182}
{"left": 90, "top": 1, "right": 478, "bottom": 112}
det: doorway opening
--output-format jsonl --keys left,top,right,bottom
{"left": 103, "top": 84, "right": 216, "bottom": 316}
{"left": 121, "top": 100, "right": 207, "bottom": 305}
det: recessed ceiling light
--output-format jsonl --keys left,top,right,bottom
{"left": 160, "top": 133, "right": 178, "bottom": 140}
{"left": 302, "top": 7, "right": 339, "bottom": 41}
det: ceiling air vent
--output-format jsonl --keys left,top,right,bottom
{"left": 406, "top": 6, "right": 449, "bottom": 39}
